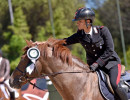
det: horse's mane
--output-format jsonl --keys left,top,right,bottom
{"left": 41, "top": 38, "right": 73, "bottom": 65}
{"left": 23, "top": 38, "right": 72, "bottom": 65}
{"left": 23, "top": 38, "right": 88, "bottom": 69}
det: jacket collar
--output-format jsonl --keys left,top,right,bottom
{"left": 81, "top": 30, "right": 91, "bottom": 43}
{"left": 91, "top": 26, "right": 100, "bottom": 43}
{"left": 80, "top": 26, "right": 101, "bottom": 43}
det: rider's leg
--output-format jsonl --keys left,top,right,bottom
{"left": 108, "top": 64, "right": 128, "bottom": 100}
{"left": 0, "top": 84, "right": 9, "bottom": 99}
{"left": 4, "top": 79, "right": 15, "bottom": 100}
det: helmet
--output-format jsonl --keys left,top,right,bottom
{"left": 72, "top": 7, "right": 95, "bottom": 23}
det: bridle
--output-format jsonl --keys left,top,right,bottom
{"left": 15, "top": 44, "right": 93, "bottom": 82}
{"left": 15, "top": 67, "right": 49, "bottom": 91}
{"left": 15, "top": 44, "right": 93, "bottom": 91}
{"left": 16, "top": 65, "right": 92, "bottom": 82}
{"left": 16, "top": 67, "right": 34, "bottom": 82}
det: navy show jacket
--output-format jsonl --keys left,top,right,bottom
{"left": 65, "top": 26, "right": 121, "bottom": 70}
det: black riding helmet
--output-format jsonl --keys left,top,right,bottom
{"left": 72, "top": 7, "right": 95, "bottom": 27}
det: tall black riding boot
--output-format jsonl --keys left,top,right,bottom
{"left": 10, "top": 92, "right": 15, "bottom": 100}
{"left": 115, "top": 84, "right": 128, "bottom": 100}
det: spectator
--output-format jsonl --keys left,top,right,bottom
{"left": 0, "top": 50, "right": 18, "bottom": 100}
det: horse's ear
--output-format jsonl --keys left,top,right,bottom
{"left": 30, "top": 40, "right": 33, "bottom": 43}
{"left": 25, "top": 40, "right": 33, "bottom": 46}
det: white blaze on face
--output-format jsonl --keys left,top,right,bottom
{"left": 26, "top": 63, "right": 35, "bottom": 75}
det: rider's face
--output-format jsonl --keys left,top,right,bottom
{"left": 77, "top": 20, "right": 86, "bottom": 30}
{"left": 76, "top": 19, "right": 91, "bottom": 30}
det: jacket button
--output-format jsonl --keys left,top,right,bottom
{"left": 95, "top": 54, "right": 97, "bottom": 56}
{"left": 92, "top": 45, "right": 94, "bottom": 47}
{"left": 93, "top": 49, "right": 95, "bottom": 51}
{"left": 85, "top": 45, "right": 86, "bottom": 47}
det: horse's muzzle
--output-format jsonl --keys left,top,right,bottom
{"left": 9, "top": 77, "right": 21, "bottom": 89}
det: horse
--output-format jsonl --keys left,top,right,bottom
{"left": 9, "top": 38, "right": 130, "bottom": 100}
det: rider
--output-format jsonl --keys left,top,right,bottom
{"left": 64, "top": 7, "right": 128, "bottom": 100}
{"left": 0, "top": 50, "right": 17, "bottom": 100}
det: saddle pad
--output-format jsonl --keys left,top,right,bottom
{"left": 121, "top": 72, "right": 130, "bottom": 81}
{"left": 96, "top": 71, "right": 115, "bottom": 100}
{"left": 97, "top": 70, "right": 130, "bottom": 100}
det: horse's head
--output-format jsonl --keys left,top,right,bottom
{"left": 9, "top": 40, "right": 45, "bottom": 89}
{"left": 9, "top": 38, "right": 70, "bottom": 89}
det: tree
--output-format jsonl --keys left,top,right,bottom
{"left": 0, "top": 0, "right": 105, "bottom": 71}
{"left": 97, "top": 0, "right": 130, "bottom": 66}
{"left": 2, "top": 7, "right": 31, "bottom": 71}
{"left": 0, "top": 0, "right": 10, "bottom": 47}
{"left": 35, "top": 0, "right": 87, "bottom": 62}
{"left": 122, "top": 46, "right": 130, "bottom": 70}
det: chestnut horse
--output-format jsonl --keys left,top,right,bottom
{"left": 9, "top": 38, "right": 110, "bottom": 100}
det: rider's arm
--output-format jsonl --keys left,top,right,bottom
{"left": 64, "top": 30, "right": 81, "bottom": 46}
{"left": 4, "top": 59, "right": 10, "bottom": 79}
{"left": 96, "top": 27, "right": 115, "bottom": 67}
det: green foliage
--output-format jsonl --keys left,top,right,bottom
{"left": 126, "top": 46, "right": 130, "bottom": 70}
{"left": 97, "top": 0, "right": 130, "bottom": 60}
{"left": 8, "top": 7, "right": 31, "bottom": 38}
{"left": 122, "top": 46, "right": 130, "bottom": 70}
{"left": 0, "top": 0, "right": 86, "bottom": 71}
{"left": 70, "top": 44, "right": 86, "bottom": 63}
{"left": 1, "top": 0, "right": 117, "bottom": 71}
{"left": 35, "top": 0, "right": 86, "bottom": 63}
{"left": 0, "top": 0, "right": 10, "bottom": 47}
{"left": 35, "top": 26, "right": 47, "bottom": 41}
{"left": 1, "top": 6, "right": 31, "bottom": 71}
{"left": 94, "top": 12, "right": 103, "bottom": 26}
{"left": 36, "top": 0, "right": 85, "bottom": 41}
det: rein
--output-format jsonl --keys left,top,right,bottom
{"left": 29, "top": 70, "right": 93, "bottom": 92}
{"left": 41, "top": 70, "right": 92, "bottom": 77}
{"left": 16, "top": 67, "right": 92, "bottom": 92}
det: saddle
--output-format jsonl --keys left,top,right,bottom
{"left": 97, "top": 65, "right": 130, "bottom": 100}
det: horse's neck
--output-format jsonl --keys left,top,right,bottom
{"left": 45, "top": 57, "right": 101, "bottom": 100}
{"left": 46, "top": 56, "right": 89, "bottom": 74}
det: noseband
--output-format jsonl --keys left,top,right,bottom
{"left": 15, "top": 67, "right": 48, "bottom": 91}
{"left": 16, "top": 67, "right": 34, "bottom": 82}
